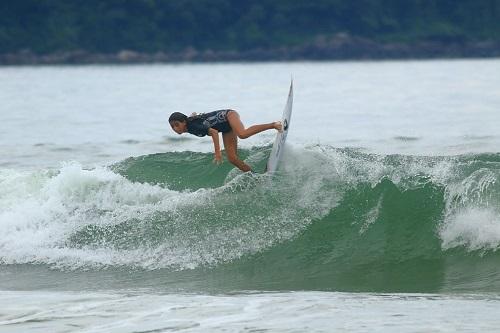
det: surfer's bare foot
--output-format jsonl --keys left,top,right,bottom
{"left": 274, "top": 121, "right": 283, "bottom": 133}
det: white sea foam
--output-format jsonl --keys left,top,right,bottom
{"left": 0, "top": 163, "right": 185, "bottom": 269}
{"left": 0, "top": 160, "right": 328, "bottom": 270}
{"left": 440, "top": 208, "right": 500, "bottom": 251}
{"left": 440, "top": 167, "right": 500, "bottom": 251}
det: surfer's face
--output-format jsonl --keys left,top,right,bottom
{"left": 170, "top": 120, "right": 187, "bottom": 134}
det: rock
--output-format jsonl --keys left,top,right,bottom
{"left": 2, "top": 36, "right": 500, "bottom": 65}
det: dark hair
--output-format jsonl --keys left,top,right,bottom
{"left": 168, "top": 112, "right": 188, "bottom": 123}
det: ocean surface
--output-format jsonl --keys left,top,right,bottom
{"left": 1, "top": 59, "right": 500, "bottom": 332}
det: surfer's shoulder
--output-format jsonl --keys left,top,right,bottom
{"left": 188, "top": 112, "right": 205, "bottom": 121}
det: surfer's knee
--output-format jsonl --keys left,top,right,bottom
{"left": 229, "top": 126, "right": 249, "bottom": 139}
{"left": 237, "top": 132, "right": 250, "bottom": 139}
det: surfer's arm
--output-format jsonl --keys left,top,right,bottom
{"left": 208, "top": 128, "right": 222, "bottom": 164}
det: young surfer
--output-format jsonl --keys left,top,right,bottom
{"left": 169, "top": 109, "right": 282, "bottom": 172}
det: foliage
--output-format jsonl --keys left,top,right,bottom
{"left": 1, "top": 0, "right": 499, "bottom": 53}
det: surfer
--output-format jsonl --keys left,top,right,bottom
{"left": 169, "top": 110, "right": 282, "bottom": 172}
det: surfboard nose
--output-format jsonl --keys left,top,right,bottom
{"left": 266, "top": 80, "right": 293, "bottom": 173}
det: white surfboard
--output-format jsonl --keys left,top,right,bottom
{"left": 266, "top": 80, "right": 293, "bottom": 173}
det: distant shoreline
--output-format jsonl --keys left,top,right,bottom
{"left": 2, "top": 35, "right": 500, "bottom": 65}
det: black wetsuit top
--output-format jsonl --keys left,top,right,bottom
{"left": 187, "top": 110, "right": 232, "bottom": 137}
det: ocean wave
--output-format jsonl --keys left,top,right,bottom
{"left": 1, "top": 146, "right": 500, "bottom": 291}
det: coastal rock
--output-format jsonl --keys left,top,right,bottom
{"left": 1, "top": 36, "right": 500, "bottom": 65}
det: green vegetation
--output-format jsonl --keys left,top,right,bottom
{"left": 1, "top": 0, "right": 499, "bottom": 54}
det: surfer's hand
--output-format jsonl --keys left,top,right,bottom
{"left": 274, "top": 121, "right": 283, "bottom": 133}
{"left": 213, "top": 152, "right": 222, "bottom": 165}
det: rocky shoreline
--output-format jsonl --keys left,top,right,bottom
{"left": 2, "top": 34, "right": 500, "bottom": 65}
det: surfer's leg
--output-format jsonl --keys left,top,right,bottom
{"left": 222, "top": 131, "right": 251, "bottom": 172}
{"left": 227, "top": 111, "right": 282, "bottom": 139}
